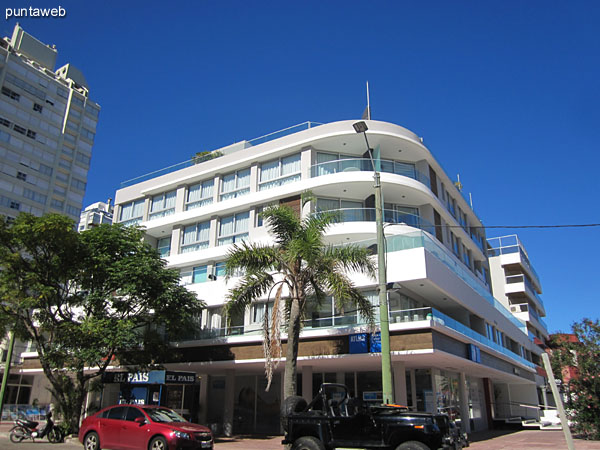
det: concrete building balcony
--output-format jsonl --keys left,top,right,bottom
{"left": 487, "top": 235, "right": 542, "bottom": 292}
{"left": 509, "top": 303, "right": 549, "bottom": 337}
{"left": 505, "top": 274, "right": 545, "bottom": 315}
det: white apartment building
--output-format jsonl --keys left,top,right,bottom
{"left": 78, "top": 200, "right": 113, "bottom": 231}
{"left": 0, "top": 24, "right": 100, "bottom": 222}
{"left": 101, "top": 119, "right": 546, "bottom": 435}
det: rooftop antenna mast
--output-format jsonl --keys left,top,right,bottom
{"left": 362, "top": 81, "right": 371, "bottom": 120}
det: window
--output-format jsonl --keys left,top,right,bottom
{"left": 192, "top": 265, "right": 208, "bottom": 283}
{"left": 51, "top": 198, "right": 64, "bottom": 209}
{"left": 80, "top": 127, "right": 95, "bottom": 141}
{"left": 0, "top": 117, "right": 11, "bottom": 128}
{"left": 259, "top": 153, "right": 301, "bottom": 190}
{"left": 304, "top": 296, "right": 357, "bottom": 328}
{"left": 16, "top": 172, "right": 27, "bottom": 181}
{"left": 85, "top": 104, "right": 100, "bottom": 118}
{"left": 1, "top": 87, "right": 20, "bottom": 101}
{"left": 181, "top": 221, "right": 210, "bottom": 253}
{"left": 186, "top": 180, "right": 214, "bottom": 210}
{"left": 220, "top": 168, "right": 250, "bottom": 200}
{"left": 71, "top": 96, "right": 84, "bottom": 108}
{"left": 75, "top": 152, "right": 91, "bottom": 166}
{"left": 56, "top": 88, "right": 69, "bottom": 99}
{"left": 70, "top": 178, "right": 86, "bottom": 192}
{"left": 316, "top": 197, "right": 363, "bottom": 222}
{"left": 66, "top": 204, "right": 80, "bottom": 217}
{"left": 157, "top": 237, "right": 171, "bottom": 257}
{"left": 125, "top": 407, "right": 144, "bottom": 422}
{"left": 119, "top": 199, "right": 145, "bottom": 226}
{"left": 106, "top": 406, "right": 126, "bottom": 420}
{"left": 251, "top": 302, "right": 274, "bottom": 324}
{"left": 5, "top": 73, "right": 46, "bottom": 100}
{"left": 23, "top": 188, "right": 47, "bottom": 205}
{"left": 149, "top": 190, "right": 176, "bottom": 220}
{"left": 13, "top": 124, "right": 26, "bottom": 135}
{"left": 214, "top": 261, "right": 227, "bottom": 278}
{"left": 218, "top": 211, "right": 249, "bottom": 245}
{"left": 26, "top": 130, "right": 36, "bottom": 139}
{"left": 32, "top": 103, "right": 42, "bottom": 113}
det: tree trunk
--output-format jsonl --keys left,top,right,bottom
{"left": 283, "top": 296, "right": 302, "bottom": 400}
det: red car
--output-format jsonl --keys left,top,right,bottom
{"left": 78, "top": 404, "right": 213, "bottom": 450}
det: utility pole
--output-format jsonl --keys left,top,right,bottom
{"left": 353, "top": 121, "right": 394, "bottom": 404}
{"left": 541, "top": 352, "right": 575, "bottom": 450}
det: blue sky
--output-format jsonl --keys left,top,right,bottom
{"left": 3, "top": 0, "right": 598, "bottom": 334}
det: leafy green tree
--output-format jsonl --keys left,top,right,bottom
{"left": 550, "top": 318, "right": 600, "bottom": 439}
{"left": 224, "top": 205, "right": 375, "bottom": 399}
{"left": 0, "top": 214, "right": 203, "bottom": 432}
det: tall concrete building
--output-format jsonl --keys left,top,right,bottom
{"left": 100, "top": 120, "right": 547, "bottom": 435}
{"left": 0, "top": 24, "right": 99, "bottom": 415}
{"left": 0, "top": 24, "right": 100, "bottom": 222}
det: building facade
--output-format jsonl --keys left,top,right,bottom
{"left": 0, "top": 24, "right": 100, "bottom": 222}
{"left": 102, "top": 120, "right": 545, "bottom": 435}
{"left": 78, "top": 199, "right": 113, "bottom": 231}
{"left": 0, "top": 24, "right": 99, "bottom": 420}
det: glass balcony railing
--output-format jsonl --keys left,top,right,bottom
{"left": 310, "top": 158, "right": 431, "bottom": 189}
{"left": 178, "top": 306, "right": 534, "bottom": 369}
{"left": 487, "top": 235, "right": 541, "bottom": 285}
{"left": 505, "top": 274, "right": 544, "bottom": 308}
{"left": 429, "top": 308, "right": 535, "bottom": 369}
{"left": 351, "top": 231, "right": 527, "bottom": 335}
{"left": 313, "top": 208, "right": 435, "bottom": 235}
{"left": 120, "top": 121, "right": 322, "bottom": 188}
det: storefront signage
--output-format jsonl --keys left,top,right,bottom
{"left": 103, "top": 370, "right": 197, "bottom": 385}
{"left": 349, "top": 333, "right": 368, "bottom": 354}
{"left": 370, "top": 332, "right": 381, "bottom": 353}
{"left": 165, "top": 371, "right": 196, "bottom": 384}
{"left": 467, "top": 344, "right": 481, "bottom": 363}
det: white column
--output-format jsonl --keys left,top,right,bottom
{"left": 459, "top": 372, "right": 471, "bottom": 433}
{"left": 223, "top": 370, "right": 235, "bottom": 437}
{"left": 302, "top": 366, "right": 313, "bottom": 403}
{"left": 176, "top": 185, "right": 186, "bottom": 212}
{"left": 393, "top": 361, "right": 407, "bottom": 406}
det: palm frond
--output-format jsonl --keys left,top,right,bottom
{"left": 263, "top": 283, "right": 283, "bottom": 391}
{"left": 225, "top": 242, "right": 279, "bottom": 279}
{"left": 324, "top": 245, "right": 377, "bottom": 279}
{"left": 224, "top": 271, "right": 274, "bottom": 320}
{"left": 261, "top": 206, "right": 301, "bottom": 245}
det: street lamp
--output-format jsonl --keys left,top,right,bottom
{"left": 353, "top": 121, "right": 394, "bottom": 405}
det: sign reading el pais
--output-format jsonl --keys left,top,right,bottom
{"left": 102, "top": 370, "right": 197, "bottom": 385}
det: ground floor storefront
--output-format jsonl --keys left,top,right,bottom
{"left": 16, "top": 327, "right": 542, "bottom": 435}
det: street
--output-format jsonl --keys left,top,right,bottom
{"left": 2, "top": 430, "right": 600, "bottom": 450}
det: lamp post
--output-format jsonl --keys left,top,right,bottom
{"left": 353, "top": 121, "right": 394, "bottom": 404}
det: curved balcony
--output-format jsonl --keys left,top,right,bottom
{"left": 313, "top": 208, "right": 435, "bottom": 235}
{"left": 310, "top": 158, "right": 431, "bottom": 189}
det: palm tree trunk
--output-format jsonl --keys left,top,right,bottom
{"left": 284, "top": 296, "right": 302, "bottom": 399}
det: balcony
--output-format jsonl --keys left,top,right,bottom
{"left": 313, "top": 208, "right": 435, "bottom": 235}
{"left": 505, "top": 274, "right": 545, "bottom": 312}
{"left": 487, "top": 235, "right": 541, "bottom": 290}
{"left": 310, "top": 158, "right": 431, "bottom": 189}
{"left": 178, "top": 306, "right": 534, "bottom": 370}
{"left": 509, "top": 303, "right": 549, "bottom": 334}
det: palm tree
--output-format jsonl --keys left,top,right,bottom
{"left": 224, "top": 204, "right": 376, "bottom": 399}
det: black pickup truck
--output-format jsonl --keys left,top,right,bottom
{"left": 282, "top": 383, "right": 468, "bottom": 450}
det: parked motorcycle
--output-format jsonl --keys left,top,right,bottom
{"left": 9, "top": 410, "right": 63, "bottom": 444}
